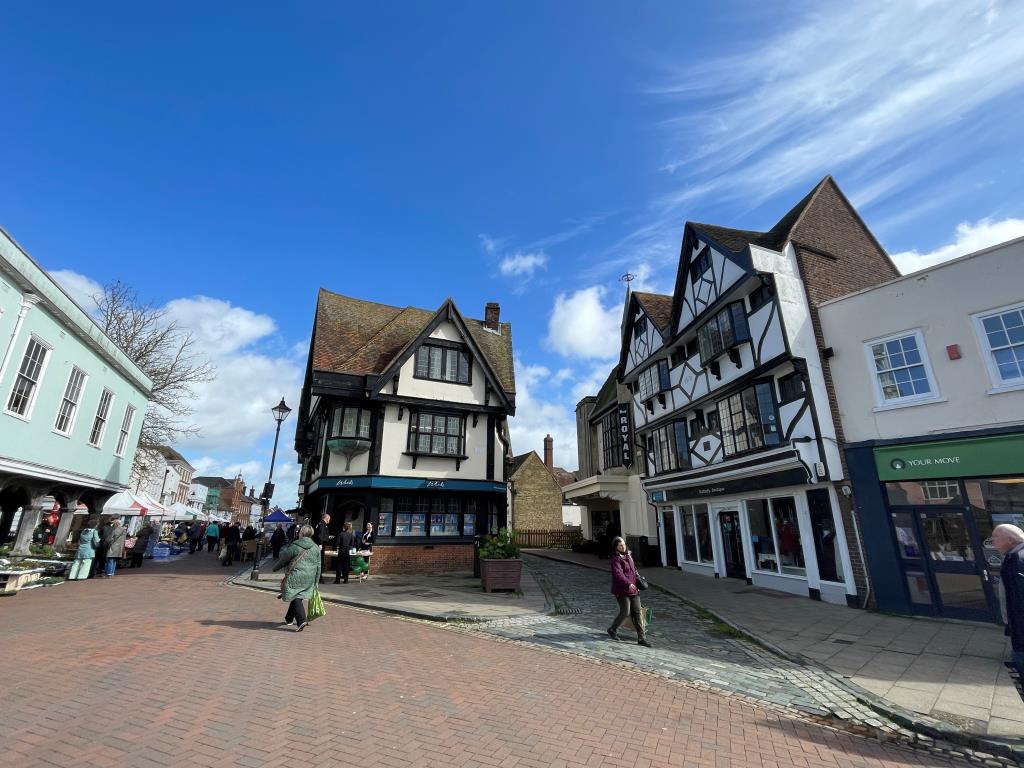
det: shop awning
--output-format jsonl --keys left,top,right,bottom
{"left": 103, "top": 490, "right": 151, "bottom": 517}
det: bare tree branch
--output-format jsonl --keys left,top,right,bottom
{"left": 93, "top": 282, "right": 216, "bottom": 447}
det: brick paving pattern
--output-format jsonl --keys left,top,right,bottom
{"left": 0, "top": 552, "right": 973, "bottom": 767}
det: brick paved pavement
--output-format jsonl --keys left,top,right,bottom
{"left": 0, "top": 553, "right": 974, "bottom": 768}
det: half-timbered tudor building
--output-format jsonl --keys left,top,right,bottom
{"left": 618, "top": 177, "right": 901, "bottom": 605}
{"left": 295, "top": 289, "right": 515, "bottom": 574}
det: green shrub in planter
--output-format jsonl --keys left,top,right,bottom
{"left": 479, "top": 528, "right": 520, "bottom": 560}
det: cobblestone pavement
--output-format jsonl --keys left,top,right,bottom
{"left": 0, "top": 553, "right": 978, "bottom": 768}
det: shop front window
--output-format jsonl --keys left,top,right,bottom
{"left": 680, "top": 503, "right": 713, "bottom": 564}
{"left": 747, "top": 499, "right": 777, "bottom": 572}
{"left": 772, "top": 497, "right": 805, "bottom": 576}
{"left": 885, "top": 480, "right": 963, "bottom": 506}
{"left": 807, "top": 489, "right": 843, "bottom": 583}
{"left": 379, "top": 496, "right": 482, "bottom": 538}
{"left": 920, "top": 511, "right": 973, "bottom": 562}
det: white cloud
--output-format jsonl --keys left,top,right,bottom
{"left": 890, "top": 217, "right": 1024, "bottom": 273}
{"left": 164, "top": 296, "right": 277, "bottom": 355}
{"left": 552, "top": 368, "right": 574, "bottom": 385}
{"left": 546, "top": 285, "right": 622, "bottom": 359}
{"left": 508, "top": 358, "right": 580, "bottom": 471}
{"left": 50, "top": 270, "right": 104, "bottom": 312}
{"left": 571, "top": 362, "right": 615, "bottom": 403}
{"left": 499, "top": 251, "right": 548, "bottom": 278}
{"left": 190, "top": 455, "right": 302, "bottom": 509}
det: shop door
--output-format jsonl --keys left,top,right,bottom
{"left": 661, "top": 509, "right": 677, "bottom": 567}
{"left": 718, "top": 511, "right": 746, "bottom": 580}
{"left": 915, "top": 509, "right": 999, "bottom": 622}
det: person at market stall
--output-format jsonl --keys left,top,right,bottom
{"left": 360, "top": 521, "right": 375, "bottom": 551}
{"left": 273, "top": 524, "right": 320, "bottom": 632}
{"left": 205, "top": 521, "right": 219, "bottom": 552}
{"left": 314, "top": 513, "right": 331, "bottom": 584}
{"left": 94, "top": 517, "right": 114, "bottom": 578}
{"left": 270, "top": 524, "right": 286, "bottom": 560}
{"left": 188, "top": 519, "right": 203, "bottom": 554}
{"left": 105, "top": 517, "right": 127, "bottom": 577}
{"left": 242, "top": 524, "right": 256, "bottom": 542}
{"left": 128, "top": 521, "right": 153, "bottom": 568}
{"left": 174, "top": 521, "right": 188, "bottom": 544}
{"left": 68, "top": 519, "right": 100, "bottom": 581}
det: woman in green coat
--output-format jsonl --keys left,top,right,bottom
{"left": 272, "top": 525, "right": 320, "bottom": 631}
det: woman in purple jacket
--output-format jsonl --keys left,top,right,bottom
{"left": 607, "top": 536, "right": 651, "bottom": 647}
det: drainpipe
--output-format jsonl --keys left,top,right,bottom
{"left": 0, "top": 294, "right": 40, "bottom": 390}
{"left": 844, "top": 490, "right": 872, "bottom": 609}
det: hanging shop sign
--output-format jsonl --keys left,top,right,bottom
{"left": 874, "top": 433, "right": 1024, "bottom": 481}
{"left": 618, "top": 403, "right": 633, "bottom": 468}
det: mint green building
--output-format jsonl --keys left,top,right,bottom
{"left": 0, "top": 226, "right": 152, "bottom": 552}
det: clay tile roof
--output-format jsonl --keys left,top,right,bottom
{"left": 550, "top": 466, "right": 578, "bottom": 487}
{"left": 312, "top": 288, "right": 516, "bottom": 396}
{"left": 633, "top": 292, "right": 673, "bottom": 334}
{"left": 510, "top": 453, "right": 534, "bottom": 475}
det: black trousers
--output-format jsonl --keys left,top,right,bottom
{"left": 94, "top": 547, "right": 108, "bottom": 576}
{"left": 206, "top": 536, "right": 217, "bottom": 551}
{"left": 284, "top": 598, "right": 307, "bottom": 626}
{"left": 272, "top": 544, "right": 282, "bottom": 559}
{"left": 335, "top": 552, "right": 351, "bottom": 583}
{"left": 188, "top": 539, "right": 199, "bottom": 554}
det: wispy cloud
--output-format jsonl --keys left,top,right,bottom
{"left": 890, "top": 216, "right": 1024, "bottom": 273}
{"left": 591, "top": 0, "right": 1024, "bottom": 281}
{"left": 499, "top": 251, "right": 548, "bottom": 278}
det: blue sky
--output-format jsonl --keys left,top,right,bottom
{"left": 3, "top": 1, "right": 1023, "bottom": 503}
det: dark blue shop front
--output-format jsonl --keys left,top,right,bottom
{"left": 846, "top": 430, "right": 1024, "bottom": 624}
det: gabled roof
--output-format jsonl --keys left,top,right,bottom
{"left": 311, "top": 288, "right": 516, "bottom": 398}
{"left": 145, "top": 444, "right": 192, "bottom": 468}
{"left": 509, "top": 452, "right": 535, "bottom": 476}
{"left": 633, "top": 292, "right": 673, "bottom": 334}
{"left": 593, "top": 368, "right": 619, "bottom": 417}
{"left": 550, "top": 466, "right": 578, "bottom": 488}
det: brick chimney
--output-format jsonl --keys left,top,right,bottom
{"left": 543, "top": 434, "right": 553, "bottom": 470}
{"left": 484, "top": 302, "right": 500, "bottom": 330}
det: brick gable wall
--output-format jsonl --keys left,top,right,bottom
{"left": 511, "top": 454, "right": 564, "bottom": 530}
{"left": 790, "top": 180, "right": 901, "bottom": 607}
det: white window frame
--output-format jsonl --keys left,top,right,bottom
{"left": 972, "top": 301, "right": 1024, "bottom": 394}
{"left": 88, "top": 388, "right": 115, "bottom": 448}
{"left": 862, "top": 328, "right": 941, "bottom": 411}
{"left": 115, "top": 404, "right": 137, "bottom": 457}
{"left": 4, "top": 334, "right": 53, "bottom": 422}
{"left": 53, "top": 366, "right": 89, "bottom": 437}
{"left": 679, "top": 503, "right": 714, "bottom": 566}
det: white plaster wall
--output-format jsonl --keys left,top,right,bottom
{"left": 326, "top": 445, "right": 370, "bottom": 475}
{"left": 623, "top": 307, "right": 665, "bottom": 376}
{"left": 378, "top": 403, "right": 497, "bottom": 479}
{"left": 819, "top": 239, "right": 1024, "bottom": 443}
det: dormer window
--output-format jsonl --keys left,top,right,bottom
{"left": 697, "top": 302, "right": 750, "bottom": 366}
{"left": 414, "top": 343, "right": 470, "bottom": 385}
{"left": 638, "top": 360, "right": 671, "bottom": 402}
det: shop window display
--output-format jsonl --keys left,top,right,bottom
{"left": 747, "top": 499, "right": 777, "bottom": 572}
{"left": 680, "top": 503, "right": 713, "bottom": 564}
{"left": 747, "top": 496, "right": 804, "bottom": 576}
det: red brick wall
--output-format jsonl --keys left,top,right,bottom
{"left": 371, "top": 544, "right": 473, "bottom": 574}
{"left": 791, "top": 179, "right": 901, "bottom": 608}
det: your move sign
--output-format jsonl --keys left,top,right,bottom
{"left": 874, "top": 433, "right": 1024, "bottom": 481}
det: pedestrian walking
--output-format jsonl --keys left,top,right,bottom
{"left": 128, "top": 522, "right": 153, "bottom": 568}
{"left": 607, "top": 536, "right": 651, "bottom": 647}
{"left": 223, "top": 523, "right": 241, "bottom": 566}
{"left": 270, "top": 524, "right": 286, "bottom": 560}
{"left": 105, "top": 517, "right": 127, "bottom": 577}
{"left": 188, "top": 519, "right": 203, "bottom": 554}
{"left": 315, "top": 513, "right": 331, "bottom": 584}
{"left": 272, "top": 524, "right": 321, "bottom": 631}
{"left": 68, "top": 520, "right": 100, "bottom": 580}
{"left": 334, "top": 522, "right": 355, "bottom": 584}
{"left": 205, "top": 521, "right": 219, "bottom": 552}
{"left": 993, "top": 524, "right": 1024, "bottom": 671}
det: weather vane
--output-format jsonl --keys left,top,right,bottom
{"left": 620, "top": 272, "right": 636, "bottom": 284}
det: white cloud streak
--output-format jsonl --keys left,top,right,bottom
{"left": 890, "top": 216, "right": 1024, "bottom": 273}
{"left": 499, "top": 251, "right": 548, "bottom": 278}
{"left": 546, "top": 285, "right": 622, "bottom": 359}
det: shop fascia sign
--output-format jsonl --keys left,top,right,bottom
{"left": 311, "top": 476, "right": 506, "bottom": 493}
{"left": 617, "top": 404, "right": 633, "bottom": 468}
{"left": 874, "top": 433, "right": 1024, "bottom": 481}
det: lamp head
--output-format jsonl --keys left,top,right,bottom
{"left": 271, "top": 398, "right": 292, "bottom": 424}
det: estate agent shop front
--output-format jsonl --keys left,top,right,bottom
{"left": 649, "top": 464, "right": 857, "bottom": 607}
{"left": 846, "top": 430, "right": 1024, "bottom": 624}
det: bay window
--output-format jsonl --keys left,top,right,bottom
{"left": 330, "top": 405, "right": 371, "bottom": 440}
{"left": 697, "top": 302, "right": 750, "bottom": 365}
{"left": 647, "top": 421, "right": 689, "bottom": 475}
{"left": 638, "top": 360, "right": 671, "bottom": 402}
{"left": 716, "top": 381, "right": 780, "bottom": 457}
{"left": 600, "top": 410, "right": 622, "bottom": 470}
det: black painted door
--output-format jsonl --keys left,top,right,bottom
{"left": 719, "top": 511, "right": 746, "bottom": 579}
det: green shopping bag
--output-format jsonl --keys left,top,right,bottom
{"left": 308, "top": 587, "right": 326, "bottom": 621}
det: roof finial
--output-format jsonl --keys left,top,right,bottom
{"left": 620, "top": 272, "right": 635, "bottom": 284}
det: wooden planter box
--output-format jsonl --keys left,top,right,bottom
{"left": 480, "top": 558, "right": 523, "bottom": 592}
{"left": 0, "top": 569, "right": 45, "bottom": 595}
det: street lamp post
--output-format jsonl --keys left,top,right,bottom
{"left": 250, "top": 397, "right": 292, "bottom": 580}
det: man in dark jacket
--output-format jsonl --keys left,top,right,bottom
{"left": 994, "top": 524, "right": 1024, "bottom": 671}
{"left": 314, "top": 513, "right": 331, "bottom": 584}
{"left": 95, "top": 519, "right": 115, "bottom": 577}
{"left": 224, "top": 523, "right": 241, "bottom": 566}
{"left": 334, "top": 522, "right": 355, "bottom": 584}
{"left": 270, "top": 525, "right": 287, "bottom": 559}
